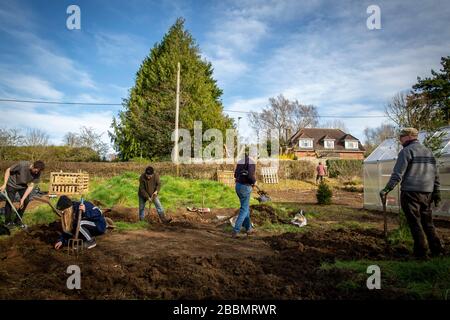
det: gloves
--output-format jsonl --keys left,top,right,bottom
{"left": 379, "top": 186, "right": 392, "bottom": 199}
{"left": 432, "top": 190, "right": 441, "bottom": 207}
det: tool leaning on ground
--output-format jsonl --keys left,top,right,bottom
{"left": 381, "top": 194, "right": 389, "bottom": 246}
{"left": 68, "top": 198, "right": 84, "bottom": 255}
{"left": 1, "top": 190, "right": 28, "bottom": 231}
{"left": 254, "top": 185, "right": 271, "bottom": 203}
{"left": 148, "top": 192, "right": 172, "bottom": 224}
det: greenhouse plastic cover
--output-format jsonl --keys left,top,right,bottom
{"left": 364, "top": 126, "right": 450, "bottom": 163}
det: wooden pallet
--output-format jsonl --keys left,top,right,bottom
{"left": 216, "top": 170, "right": 235, "bottom": 188}
{"left": 261, "top": 167, "right": 279, "bottom": 184}
{"left": 49, "top": 171, "right": 89, "bottom": 196}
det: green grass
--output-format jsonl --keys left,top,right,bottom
{"left": 321, "top": 257, "right": 450, "bottom": 299}
{"left": 114, "top": 220, "right": 150, "bottom": 231}
{"left": 88, "top": 172, "right": 249, "bottom": 210}
{"left": 23, "top": 205, "right": 56, "bottom": 226}
{"left": 260, "top": 222, "right": 309, "bottom": 234}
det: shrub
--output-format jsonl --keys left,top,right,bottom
{"left": 316, "top": 181, "right": 332, "bottom": 205}
{"left": 326, "top": 159, "right": 363, "bottom": 180}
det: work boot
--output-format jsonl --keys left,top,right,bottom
{"left": 246, "top": 228, "right": 256, "bottom": 236}
{"left": 84, "top": 238, "right": 97, "bottom": 250}
{"left": 231, "top": 231, "right": 241, "bottom": 238}
{"left": 159, "top": 214, "right": 172, "bottom": 224}
{"left": 5, "top": 222, "right": 17, "bottom": 229}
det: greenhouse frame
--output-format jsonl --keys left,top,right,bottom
{"left": 363, "top": 126, "right": 450, "bottom": 216}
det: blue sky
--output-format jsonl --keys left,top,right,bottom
{"left": 1, "top": 0, "right": 450, "bottom": 151}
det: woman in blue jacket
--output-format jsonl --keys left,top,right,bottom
{"left": 54, "top": 195, "right": 106, "bottom": 250}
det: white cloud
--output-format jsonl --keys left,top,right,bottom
{"left": 0, "top": 73, "right": 64, "bottom": 100}
{"left": 0, "top": 104, "right": 114, "bottom": 147}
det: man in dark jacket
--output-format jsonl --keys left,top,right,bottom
{"left": 380, "top": 128, "right": 443, "bottom": 258}
{"left": 0, "top": 160, "right": 45, "bottom": 228}
{"left": 233, "top": 152, "right": 257, "bottom": 238}
{"left": 54, "top": 195, "right": 106, "bottom": 250}
{"left": 138, "top": 166, "right": 171, "bottom": 223}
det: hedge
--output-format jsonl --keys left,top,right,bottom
{"left": 325, "top": 159, "right": 363, "bottom": 179}
{"left": 0, "top": 146, "right": 100, "bottom": 162}
{"left": 0, "top": 159, "right": 315, "bottom": 182}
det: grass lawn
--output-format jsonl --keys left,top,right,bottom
{"left": 87, "top": 172, "right": 257, "bottom": 210}
{"left": 321, "top": 257, "right": 450, "bottom": 299}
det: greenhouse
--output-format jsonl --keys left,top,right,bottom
{"left": 363, "top": 126, "right": 450, "bottom": 216}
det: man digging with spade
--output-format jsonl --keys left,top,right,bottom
{"left": 1, "top": 160, "right": 45, "bottom": 229}
{"left": 138, "top": 166, "right": 171, "bottom": 223}
{"left": 54, "top": 195, "right": 106, "bottom": 250}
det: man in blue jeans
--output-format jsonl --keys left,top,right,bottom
{"left": 138, "top": 166, "right": 171, "bottom": 223}
{"left": 233, "top": 153, "right": 257, "bottom": 238}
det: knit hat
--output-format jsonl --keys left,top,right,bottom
{"left": 145, "top": 166, "right": 154, "bottom": 175}
{"left": 399, "top": 127, "right": 419, "bottom": 137}
{"left": 56, "top": 195, "right": 73, "bottom": 210}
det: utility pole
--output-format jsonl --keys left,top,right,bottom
{"left": 175, "top": 62, "right": 181, "bottom": 176}
{"left": 237, "top": 116, "right": 242, "bottom": 162}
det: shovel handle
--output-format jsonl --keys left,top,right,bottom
{"left": 382, "top": 195, "right": 388, "bottom": 241}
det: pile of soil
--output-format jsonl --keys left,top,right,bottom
{"left": 1, "top": 205, "right": 449, "bottom": 300}
{"left": 250, "top": 204, "right": 291, "bottom": 225}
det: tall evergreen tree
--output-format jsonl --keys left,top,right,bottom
{"left": 413, "top": 56, "right": 450, "bottom": 125}
{"left": 110, "top": 18, "right": 234, "bottom": 160}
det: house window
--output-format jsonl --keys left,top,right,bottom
{"left": 324, "top": 140, "right": 334, "bottom": 149}
{"left": 299, "top": 139, "right": 313, "bottom": 148}
{"left": 345, "top": 141, "right": 358, "bottom": 149}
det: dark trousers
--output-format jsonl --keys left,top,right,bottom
{"left": 400, "top": 191, "right": 443, "bottom": 256}
{"left": 316, "top": 175, "right": 324, "bottom": 184}
{"left": 4, "top": 186, "right": 30, "bottom": 224}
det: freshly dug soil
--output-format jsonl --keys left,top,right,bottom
{"left": 1, "top": 206, "right": 449, "bottom": 300}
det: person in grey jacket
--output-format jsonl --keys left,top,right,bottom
{"left": 380, "top": 128, "right": 443, "bottom": 258}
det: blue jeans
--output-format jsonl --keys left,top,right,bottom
{"left": 234, "top": 183, "right": 253, "bottom": 233}
{"left": 138, "top": 194, "right": 164, "bottom": 220}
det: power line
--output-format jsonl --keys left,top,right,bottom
{"left": 0, "top": 98, "right": 122, "bottom": 106}
{"left": 0, "top": 98, "right": 388, "bottom": 118}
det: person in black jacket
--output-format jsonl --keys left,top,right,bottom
{"left": 233, "top": 152, "right": 257, "bottom": 238}
{"left": 54, "top": 195, "right": 106, "bottom": 250}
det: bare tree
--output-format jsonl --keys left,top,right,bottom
{"left": 0, "top": 127, "right": 24, "bottom": 146}
{"left": 291, "top": 100, "right": 319, "bottom": 131}
{"left": 363, "top": 123, "right": 397, "bottom": 154}
{"left": 247, "top": 94, "right": 319, "bottom": 146}
{"left": 385, "top": 91, "right": 439, "bottom": 131}
{"left": 319, "top": 119, "right": 349, "bottom": 132}
{"left": 78, "top": 126, "right": 109, "bottom": 159}
{"left": 63, "top": 132, "right": 81, "bottom": 147}
{"left": 23, "top": 129, "right": 49, "bottom": 147}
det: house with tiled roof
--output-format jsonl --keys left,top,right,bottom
{"left": 287, "top": 128, "right": 365, "bottom": 160}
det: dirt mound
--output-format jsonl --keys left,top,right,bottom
{"left": 250, "top": 204, "right": 291, "bottom": 225}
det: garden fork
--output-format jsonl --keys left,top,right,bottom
{"left": 68, "top": 198, "right": 84, "bottom": 256}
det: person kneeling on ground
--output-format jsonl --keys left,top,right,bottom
{"left": 54, "top": 195, "right": 106, "bottom": 250}
{"left": 233, "top": 151, "right": 257, "bottom": 238}
{"left": 138, "top": 166, "right": 171, "bottom": 223}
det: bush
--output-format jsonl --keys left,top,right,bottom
{"left": 316, "top": 182, "right": 332, "bottom": 205}
{"left": 283, "top": 160, "right": 315, "bottom": 180}
{"left": 0, "top": 146, "right": 100, "bottom": 162}
{"left": 326, "top": 159, "right": 363, "bottom": 180}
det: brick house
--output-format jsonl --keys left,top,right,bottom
{"left": 287, "top": 128, "right": 365, "bottom": 160}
